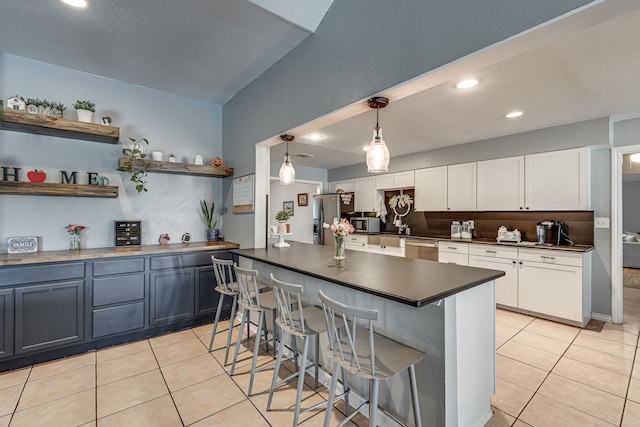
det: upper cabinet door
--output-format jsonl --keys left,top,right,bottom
{"left": 414, "top": 166, "right": 447, "bottom": 211}
{"left": 330, "top": 179, "right": 355, "bottom": 193}
{"left": 447, "top": 162, "right": 476, "bottom": 211}
{"left": 374, "top": 174, "right": 394, "bottom": 190}
{"left": 477, "top": 156, "right": 525, "bottom": 211}
{"left": 355, "top": 176, "right": 377, "bottom": 212}
{"left": 525, "top": 148, "right": 589, "bottom": 210}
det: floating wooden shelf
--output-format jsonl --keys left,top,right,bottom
{"left": 1, "top": 109, "right": 120, "bottom": 144}
{"left": 118, "top": 158, "right": 233, "bottom": 177}
{"left": 0, "top": 181, "right": 118, "bottom": 198}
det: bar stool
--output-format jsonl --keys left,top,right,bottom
{"left": 230, "top": 265, "right": 279, "bottom": 396}
{"left": 267, "top": 274, "right": 349, "bottom": 426}
{"left": 208, "top": 255, "right": 248, "bottom": 366}
{"left": 319, "top": 290, "right": 426, "bottom": 427}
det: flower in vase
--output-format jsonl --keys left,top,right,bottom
{"left": 323, "top": 217, "right": 355, "bottom": 237}
{"left": 66, "top": 225, "right": 86, "bottom": 235}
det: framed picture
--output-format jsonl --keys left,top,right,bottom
{"left": 283, "top": 200, "right": 294, "bottom": 216}
{"left": 298, "top": 193, "right": 308, "bottom": 206}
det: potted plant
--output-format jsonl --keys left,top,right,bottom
{"left": 101, "top": 116, "right": 112, "bottom": 126}
{"left": 201, "top": 200, "right": 217, "bottom": 241}
{"left": 118, "top": 137, "right": 149, "bottom": 193}
{"left": 73, "top": 100, "right": 96, "bottom": 123}
{"left": 275, "top": 210, "right": 289, "bottom": 234}
{"left": 168, "top": 154, "right": 177, "bottom": 163}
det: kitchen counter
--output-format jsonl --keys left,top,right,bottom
{"left": 233, "top": 241, "right": 501, "bottom": 426}
{"left": 0, "top": 241, "right": 240, "bottom": 266}
{"left": 232, "top": 242, "right": 503, "bottom": 307}
{"left": 370, "top": 232, "right": 594, "bottom": 252}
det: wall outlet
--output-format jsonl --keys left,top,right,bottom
{"left": 595, "top": 217, "right": 610, "bottom": 229}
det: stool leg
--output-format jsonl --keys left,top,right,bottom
{"left": 248, "top": 311, "right": 265, "bottom": 396}
{"left": 323, "top": 363, "right": 341, "bottom": 427}
{"left": 342, "top": 367, "right": 350, "bottom": 417}
{"left": 369, "top": 379, "right": 379, "bottom": 427}
{"left": 314, "top": 334, "right": 320, "bottom": 389}
{"left": 223, "top": 294, "right": 238, "bottom": 366}
{"left": 267, "top": 329, "right": 289, "bottom": 411}
{"left": 230, "top": 309, "right": 248, "bottom": 376}
{"left": 409, "top": 364, "right": 422, "bottom": 427}
{"left": 208, "top": 293, "right": 225, "bottom": 351}
{"left": 293, "top": 336, "right": 310, "bottom": 426}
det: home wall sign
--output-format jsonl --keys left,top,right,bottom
{"left": 1, "top": 166, "right": 109, "bottom": 185}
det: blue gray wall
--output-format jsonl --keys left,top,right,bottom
{"left": 0, "top": 54, "right": 224, "bottom": 250}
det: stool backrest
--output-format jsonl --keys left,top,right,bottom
{"left": 318, "top": 290, "right": 379, "bottom": 376}
{"left": 234, "top": 264, "right": 264, "bottom": 308}
{"left": 270, "top": 274, "right": 306, "bottom": 334}
{"left": 211, "top": 255, "right": 235, "bottom": 293}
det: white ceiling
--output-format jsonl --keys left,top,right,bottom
{"left": 0, "top": 0, "right": 333, "bottom": 104}
{"left": 271, "top": 3, "right": 640, "bottom": 170}
{"left": 3, "top": 1, "right": 640, "bottom": 171}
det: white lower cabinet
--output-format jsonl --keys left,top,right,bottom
{"left": 366, "top": 244, "right": 405, "bottom": 257}
{"left": 469, "top": 245, "right": 518, "bottom": 307}
{"left": 517, "top": 249, "right": 590, "bottom": 326}
{"left": 345, "top": 234, "right": 367, "bottom": 252}
{"left": 438, "top": 242, "right": 469, "bottom": 266}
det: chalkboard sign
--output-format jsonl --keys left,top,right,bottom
{"left": 115, "top": 221, "right": 141, "bottom": 247}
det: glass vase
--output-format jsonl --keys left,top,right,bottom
{"left": 69, "top": 234, "right": 81, "bottom": 250}
{"left": 334, "top": 235, "right": 346, "bottom": 262}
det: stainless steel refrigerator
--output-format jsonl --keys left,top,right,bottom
{"left": 312, "top": 192, "right": 355, "bottom": 245}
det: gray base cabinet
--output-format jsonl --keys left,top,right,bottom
{"left": 150, "top": 270, "right": 195, "bottom": 324}
{"left": 14, "top": 280, "right": 84, "bottom": 354}
{"left": 0, "top": 289, "right": 13, "bottom": 359}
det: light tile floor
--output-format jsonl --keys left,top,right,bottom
{"left": 2, "top": 289, "right": 640, "bottom": 426}
{"left": 487, "top": 287, "right": 640, "bottom": 427}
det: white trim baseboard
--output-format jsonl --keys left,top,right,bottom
{"left": 590, "top": 312, "right": 612, "bottom": 323}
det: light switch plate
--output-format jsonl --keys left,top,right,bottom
{"left": 595, "top": 217, "right": 610, "bottom": 229}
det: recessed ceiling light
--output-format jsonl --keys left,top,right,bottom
{"left": 307, "top": 133, "right": 324, "bottom": 141}
{"left": 455, "top": 79, "right": 479, "bottom": 89}
{"left": 505, "top": 111, "right": 523, "bottom": 118}
{"left": 61, "top": 0, "right": 87, "bottom": 8}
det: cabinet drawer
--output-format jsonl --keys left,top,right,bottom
{"left": 347, "top": 234, "right": 368, "bottom": 244}
{"left": 93, "top": 258, "right": 144, "bottom": 276}
{"left": 518, "top": 249, "right": 583, "bottom": 267}
{"left": 439, "top": 242, "right": 469, "bottom": 254}
{"left": 151, "top": 251, "right": 229, "bottom": 270}
{"left": 469, "top": 244, "right": 517, "bottom": 259}
{"left": 1, "top": 262, "right": 85, "bottom": 287}
{"left": 93, "top": 274, "right": 145, "bottom": 306}
{"left": 93, "top": 302, "right": 145, "bottom": 338}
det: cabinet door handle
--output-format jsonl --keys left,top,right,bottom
{"left": 519, "top": 207, "right": 523, "bottom": 210}
{"left": 540, "top": 256, "right": 556, "bottom": 263}
{"left": 518, "top": 261, "right": 523, "bottom": 265}
{"left": 485, "top": 250, "right": 497, "bottom": 254}
{"left": 525, "top": 207, "right": 530, "bottom": 210}
{"left": 447, "top": 247, "right": 457, "bottom": 250}
{"left": 512, "top": 260, "right": 517, "bottom": 264}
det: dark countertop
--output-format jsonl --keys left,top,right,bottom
{"left": 0, "top": 241, "right": 240, "bottom": 266}
{"left": 231, "top": 242, "right": 504, "bottom": 307}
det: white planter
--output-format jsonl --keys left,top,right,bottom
{"left": 151, "top": 151, "right": 164, "bottom": 161}
{"left": 76, "top": 109, "right": 93, "bottom": 123}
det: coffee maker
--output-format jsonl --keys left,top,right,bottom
{"left": 536, "top": 220, "right": 574, "bottom": 246}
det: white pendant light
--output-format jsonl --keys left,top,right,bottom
{"left": 278, "top": 134, "right": 295, "bottom": 185}
{"left": 365, "top": 97, "right": 390, "bottom": 173}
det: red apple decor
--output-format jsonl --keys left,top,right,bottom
{"left": 27, "top": 169, "right": 46, "bottom": 183}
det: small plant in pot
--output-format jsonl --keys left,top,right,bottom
{"left": 118, "top": 137, "right": 150, "bottom": 193}
{"left": 73, "top": 100, "right": 96, "bottom": 123}
{"left": 201, "top": 200, "right": 218, "bottom": 241}
{"left": 275, "top": 210, "right": 289, "bottom": 234}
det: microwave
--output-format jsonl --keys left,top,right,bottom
{"left": 351, "top": 217, "right": 380, "bottom": 233}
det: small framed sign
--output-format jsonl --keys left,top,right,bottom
{"left": 8, "top": 236, "right": 39, "bottom": 253}
{"left": 297, "top": 193, "right": 308, "bottom": 206}
{"left": 283, "top": 200, "right": 294, "bottom": 216}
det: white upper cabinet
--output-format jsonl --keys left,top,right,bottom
{"left": 375, "top": 171, "right": 415, "bottom": 190}
{"left": 329, "top": 179, "right": 355, "bottom": 193}
{"left": 355, "top": 176, "right": 377, "bottom": 212}
{"left": 477, "top": 156, "right": 525, "bottom": 211}
{"left": 525, "top": 148, "right": 589, "bottom": 210}
{"left": 447, "top": 162, "right": 477, "bottom": 211}
{"left": 414, "top": 166, "right": 447, "bottom": 211}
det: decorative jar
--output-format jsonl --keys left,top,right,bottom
{"left": 334, "top": 235, "right": 346, "bottom": 262}
{"left": 69, "top": 234, "right": 81, "bottom": 250}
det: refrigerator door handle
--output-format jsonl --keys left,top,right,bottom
{"left": 318, "top": 199, "right": 324, "bottom": 245}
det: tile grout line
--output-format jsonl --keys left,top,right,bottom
{"left": 618, "top": 319, "right": 640, "bottom": 426}
{"left": 150, "top": 335, "right": 187, "bottom": 427}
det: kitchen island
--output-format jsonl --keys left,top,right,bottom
{"left": 232, "top": 242, "right": 504, "bottom": 427}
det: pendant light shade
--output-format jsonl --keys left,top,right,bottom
{"left": 365, "top": 97, "right": 390, "bottom": 173}
{"left": 279, "top": 134, "right": 295, "bottom": 185}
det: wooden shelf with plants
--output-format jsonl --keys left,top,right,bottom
{"left": 0, "top": 181, "right": 118, "bottom": 198}
{"left": 0, "top": 109, "right": 119, "bottom": 144}
{"left": 118, "top": 158, "right": 234, "bottom": 178}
